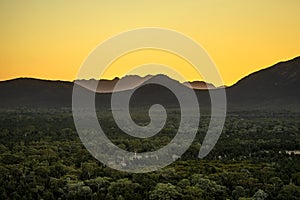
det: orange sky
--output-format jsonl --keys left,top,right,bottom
{"left": 0, "top": 0, "right": 300, "bottom": 86}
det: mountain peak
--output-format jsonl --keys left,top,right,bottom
{"left": 0, "top": 56, "right": 299, "bottom": 109}
{"left": 183, "top": 81, "right": 216, "bottom": 90}
{"left": 76, "top": 74, "right": 207, "bottom": 93}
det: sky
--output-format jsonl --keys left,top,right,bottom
{"left": 0, "top": 0, "right": 300, "bottom": 86}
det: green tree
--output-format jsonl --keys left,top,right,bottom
{"left": 149, "top": 183, "right": 180, "bottom": 200}
{"left": 253, "top": 189, "right": 268, "bottom": 200}
{"left": 232, "top": 186, "right": 245, "bottom": 200}
{"left": 277, "top": 184, "right": 300, "bottom": 200}
{"left": 182, "top": 186, "right": 203, "bottom": 200}
{"left": 107, "top": 178, "right": 142, "bottom": 200}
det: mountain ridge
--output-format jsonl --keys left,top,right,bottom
{"left": 0, "top": 56, "right": 299, "bottom": 110}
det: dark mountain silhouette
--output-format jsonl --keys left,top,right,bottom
{"left": 0, "top": 78, "right": 73, "bottom": 107}
{"left": 77, "top": 75, "right": 152, "bottom": 93}
{"left": 183, "top": 81, "right": 216, "bottom": 90}
{"left": 0, "top": 56, "right": 299, "bottom": 110}
{"left": 120, "top": 74, "right": 210, "bottom": 108}
{"left": 227, "top": 56, "right": 300, "bottom": 109}
{"left": 76, "top": 75, "right": 215, "bottom": 93}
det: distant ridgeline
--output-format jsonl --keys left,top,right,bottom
{"left": 0, "top": 56, "right": 299, "bottom": 111}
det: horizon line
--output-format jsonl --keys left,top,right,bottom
{"left": 1, "top": 55, "right": 299, "bottom": 87}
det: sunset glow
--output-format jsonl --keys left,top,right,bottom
{"left": 1, "top": 0, "right": 300, "bottom": 86}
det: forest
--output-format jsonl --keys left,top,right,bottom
{"left": 0, "top": 108, "right": 299, "bottom": 200}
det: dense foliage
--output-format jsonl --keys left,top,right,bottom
{"left": 0, "top": 109, "right": 299, "bottom": 199}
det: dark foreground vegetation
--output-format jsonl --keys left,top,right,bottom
{"left": 0, "top": 108, "right": 299, "bottom": 200}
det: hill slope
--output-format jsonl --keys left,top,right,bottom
{"left": 0, "top": 56, "right": 299, "bottom": 110}
{"left": 0, "top": 78, "right": 73, "bottom": 108}
{"left": 227, "top": 56, "right": 300, "bottom": 109}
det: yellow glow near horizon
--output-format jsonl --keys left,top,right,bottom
{"left": 0, "top": 0, "right": 300, "bottom": 86}
{"left": 103, "top": 49, "right": 203, "bottom": 83}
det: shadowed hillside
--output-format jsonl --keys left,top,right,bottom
{"left": 227, "top": 56, "right": 300, "bottom": 109}
{"left": 0, "top": 56, "right": 299, "bottom": 111}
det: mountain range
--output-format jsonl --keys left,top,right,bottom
{"left": 76, "top": 75, "right": 216, "bottom": 93}
{"left": 0, "top": 56, "right": 299, "bottom": 111}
